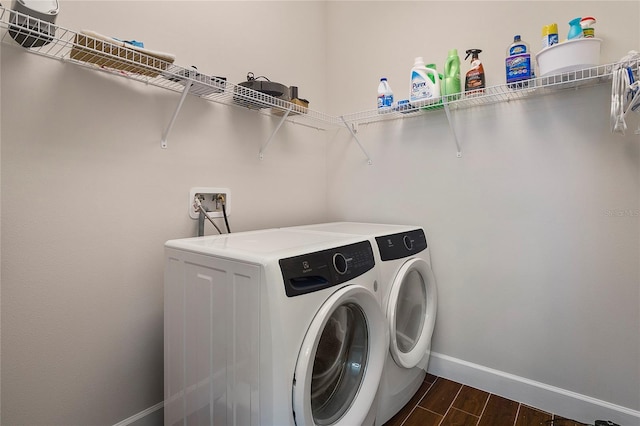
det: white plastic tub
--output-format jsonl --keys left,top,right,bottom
{"left": 535, "top": 38, "right": 601, "bottom": 76}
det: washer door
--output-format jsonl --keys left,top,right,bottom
{"left": 387, "top": 258, "right": 437, "bottom": 369}
{"left": 292, "top": 285, "right": 388, "bottom": 426}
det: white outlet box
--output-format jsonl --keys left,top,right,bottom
{"left": 189, "top": 187, "right": 231, "bottom": 219}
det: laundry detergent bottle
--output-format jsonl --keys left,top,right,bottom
{"left": 426, "top": 63, "right": 444, "bottom": 89}
{"left": 443, "top": 48, "right": 462, "bottom": 99}
{"left": 410, "top": 56, "right": 440, "bottom": 105}
{"left": 425, "top": 63, "right": 445, "bottom": 109}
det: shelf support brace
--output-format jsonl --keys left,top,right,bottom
{"left": 340, "top": 116, "right": 372, "bottom": 165}
{"left": 161, "top": 81, "right": 194, "bottom": 149}
{"left": 443, "top": 101, "right": 463, "bottom": 158}
{"left": 259, "top": 106, "right": 293, "bottom": 160}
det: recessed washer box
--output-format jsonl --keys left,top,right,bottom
{"left": 189, "top": 187, "right": 230, "bottom": 219}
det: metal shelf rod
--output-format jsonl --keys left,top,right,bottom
{"left": 259, "top": 106, "right": 293, "bottom": 160}
{"left": 340, "top": 116, "right": 372, "bottom": 165}
{"left": 443, "top": 101, "right": 463, "bottom": 158}
{"left": 161, "top": 80, "right": 193, "bottom": 149}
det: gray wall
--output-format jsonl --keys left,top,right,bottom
{"left": 1, "top": 1, "right": 639, "bottom": 424}
{"left": 1, "top": 1, "right": 328, "bottom": 424}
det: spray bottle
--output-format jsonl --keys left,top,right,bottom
{"left": 567, "top": 17, "right": 583, "bottom": 39}
{"left": 464, "top": 49, "right": 485, "bottom": 95}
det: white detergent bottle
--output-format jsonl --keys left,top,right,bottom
{"left": 410, "top": 57, "right": 440, "bottom": 105}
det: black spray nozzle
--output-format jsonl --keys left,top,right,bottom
{"left": 465, "top": 49, "right": 482, "bottom": 60}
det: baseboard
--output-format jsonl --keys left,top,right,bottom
{"left": 113, "top": 354, "right": 640, "bottom": 426}
{"left": 112, "top": 401, "right": 164, "bottom": 426}
{"left": 427, "top": 352, "right": 640, "bottom": 426}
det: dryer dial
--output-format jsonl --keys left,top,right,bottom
{"left": 333, "top": 253, "right": 349, "bottom": 275}
{"left": 403, "top": 235, "right": 413, "bottom": 251}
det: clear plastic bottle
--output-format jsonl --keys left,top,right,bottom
{"left": 377, "top": 77, "right": 394, "bottom": 112}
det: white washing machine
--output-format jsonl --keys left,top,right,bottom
{"left": 289, "top": 223, "right": 438, "bottom": 426}
{"left": 164, "top": 228, "right": 389, "bottom": 426}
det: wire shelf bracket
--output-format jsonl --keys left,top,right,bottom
{"left": 161, "top": 79, "right": 193, "bottom": 149}
{"left": 340, "top": 116, "right": 372, "bottom": 165}
{"left": 443, "top": 101, "right": 463, "bottom": 158}
{"left": 259, "top": 106, "right": 293, "bottom": 160}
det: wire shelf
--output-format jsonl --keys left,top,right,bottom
{"left": 340, "top": 61, "right": 637, "bottom": 126}
{"left": 0, "top": 6, "right": 340, "bottom": 130}
{"left": 0, "top": 5, "right": 636, "bottom": 136}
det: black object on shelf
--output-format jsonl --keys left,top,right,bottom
{"left": 233, "top": 72, "right": 289, "bottom": 109}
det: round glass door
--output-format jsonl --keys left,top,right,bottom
{"left": 387, "top": 258, "right": 437, "bottom": 369}
{"left": 293, "top": 285, "right": 388, "bottom": 426}
{"left": 311, "top": 302, "right": 367, "bottom": 424}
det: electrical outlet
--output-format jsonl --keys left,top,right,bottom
{"left": 189, "top": 187, "right": 231, "bottom": 219}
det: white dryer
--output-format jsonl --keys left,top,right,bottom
{"left": 164, "top": 228, "right": 389, "bottom": 426}
{"left": 289, "top": 223, "right": 438, "bottom": 426}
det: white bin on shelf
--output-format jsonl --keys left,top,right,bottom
{"left": 536, "top": 38, "right": 601, "bottom": 76}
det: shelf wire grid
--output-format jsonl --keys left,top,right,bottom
{"left": 0, "top": 6, "right": 340, "bottom": 130}
{"left": 1, "top": 5, "right": 636, "bottom": 132}
{"left": 340, "top": 61, "right": 637, "bottom": 125}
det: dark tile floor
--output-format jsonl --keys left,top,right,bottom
{"left": 384, "top": 374, "right": 586, "bottom": 426}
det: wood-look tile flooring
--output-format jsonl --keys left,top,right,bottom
{"left": 384, "top": 374, "right": 586, "bottom": 426}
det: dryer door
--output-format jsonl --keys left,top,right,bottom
{"left": 292, "top": 285, "right": 388, "bottom": 426}
{"left": 386, "top": 258, "right": 437, "bottom": 369}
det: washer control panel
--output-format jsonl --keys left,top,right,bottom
{"left": 280, "top": 240, "right": 375, "bottom": 297}
{"left": 376, "top": 229, "right": 427, "bottom": 261}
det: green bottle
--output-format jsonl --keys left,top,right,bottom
{"left": 426, "top": 64, "right": 444, "bottom": 84}
{"left": 425, "top": 64, "right": 444, "bottom": 110}
{"left": 443, "top": 49, "right": 461, "bottom": 99}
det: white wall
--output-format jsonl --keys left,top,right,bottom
{"left": 1, "top": 1, "right": 328, "bottom": 424}
{"left": 2, "top": 1, "right": 639, "bottom": 425}
{"left": 325, "top": 0, "right": 640, "bottom": 419}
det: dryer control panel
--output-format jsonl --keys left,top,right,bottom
{"left": 280, "top": 240, "right": 375, "bottom": 297}
{"left": 376, "top": 229, "right": 427, "bottom": 261}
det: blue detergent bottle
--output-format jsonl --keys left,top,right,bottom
{"left": 505, "top": 35, "right": 533, "bottom": 88}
